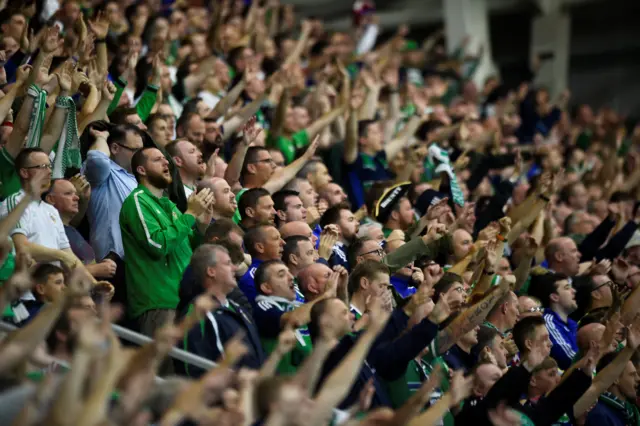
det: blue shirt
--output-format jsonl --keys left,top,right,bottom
{"left": 543, "top": 308, "right": 578, "bottom": 370}
{"left": 345, "top": 152, "right": 392, "bottom": 209}
{"left": 328, "top": 242, "right": 350, "bottom": 271}
{"left": 83, "top": 150, "right": 137, "bottom": 260}
{"left": 238, "top": 259, "right": 264, "bottom": 303}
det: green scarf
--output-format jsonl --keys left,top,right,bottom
{"left": 51, "top": 96, "right": 81, "bottom": 178}
{"left": 600, "top": 392, "right": 640, "bottom": 426}
{"left": 25, "top": 84, "right": 47, "bottom": 149}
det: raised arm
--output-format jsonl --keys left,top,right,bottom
{"left": 282, "top": 20, "right": 312, "bottom": 68}
{"left": 40, "top": 61, "right": 74, "bottom": 155}
{"left": 384, "top": 115, "right": 422, "bottom": 160}
{"left": 263, "top": 136, "right": 318, "bottom": 194}
{"left": 309, "top": 302, "right": 391, "bottom": 426}
{"left": 343, "top": 98, "right": 359, "bottom": 164}
{"left": 437, "top": 281, "right": 509, "bottom": 353}
{"left": 305, "top": 105, "right": 346, "bottom": 141}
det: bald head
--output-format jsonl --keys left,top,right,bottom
{"left": 298, "top": 263, "right": 332, "bottom": 301}
{"left": 280, "top": 221, "right": 317, "bottom": 247}
{"left": 545, "top": 237, "right": 581, "bottom": 276}
{"left": 198, "top": 177, "right": 236, "bottom": 218}
{"left": 577, "top": 323, "right": 605, "bottom": 353}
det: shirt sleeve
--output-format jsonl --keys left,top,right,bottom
{"left": 120, "top": 191, "right": 195, "bottom": 259}
{"left": 136, "top": 85, "right": 159, "bottom": 122}
{"left": 84, "top": 150, "right": 112, "bottom": 187}
{"left": 52, "top": 208, "right": 70, "bottom": 250}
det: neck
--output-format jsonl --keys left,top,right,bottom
{"left": 61, "top": 212, "right": 75, "bottom": 226}
{"left": 360, "top": 145, "right": 378, "bottom": 157}
{"left": 142, "top": 181, "right": 165, "bottom": 198}
{"left": 551, "top": 305, "right": 569, "bottom": 323}
{"left": 351, "top": 292, "right": 367, "bottom": 314}
{"left": 590, "top": 299, "right": 609, "bottom": 311}
{"left": 180, "top": 170, "right": 197, "bottom": 188}
{"left": 486, "top": 316, "right": 509, "bottom": 333}
{"left": 457, "top": 341, "right": 473, "bottom": 354}
{"left": 527, "top": 386, "right": 544, "bottom": 400}
{"left": 211, "top": 209, "right": 231, "bottom": 221}
{"left": 610, "top": 386, "right": 626, "bottom": 402}
{"left": 207, "top": 284, "right": 228, "bottom": 306}
{"left": 240, "top": 218, "right": 256, "bottom": 229}
{"left": 385, "top": 221, "right": 401, "bottom": 231}
{"left": 244, "top": 175, "right": 266, "bottom": 189}
{"left": 52, "top": 347, "right": 72, "bottom": 363}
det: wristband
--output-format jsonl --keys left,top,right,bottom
{"left": 1, "top": 121, "right": 12, "bottom": 128}
{"left": 484, "top": 269, "right": 495, "bottom": 275}
{"left": 538, "top": 194, "right": 550, "bottom": 202}
{"left": 496, "top": 234, "right": 505, "bottom": 242}
{"left": 95, "top": 38, "right": 106, "bottom": 44}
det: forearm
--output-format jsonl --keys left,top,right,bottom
{"left": 0, "top": 81, "right": 22, "bottom": 123}
{"left": 0, "top": 295, "right": 67, "bottom": 374}
{"left": 514, "top": 256, "right": 533, "bottom": 292}
{"left": 343, "top": 106, "right": 358, "bottom": 163}
{"left": 407, "top": 394, "right": 452, "bottom": 426}
{"left": 0, "top": 196, "right": 32, "bottom": 241}
{"left": 79, "top": 98, "right": 110, "bottom": 134}
{"left": 50, "top": 350, "right": 93, "bottom": 424}
{"left": 438, "top": 283, "right": 508, "bottom": 353}
{"left": 574, "top": 346, "right": 633, "bottom": 417}
{"left": 40, "top": 93, "right": 70, "bottom": 154}
{"left": 270, "top": 87, "right": 290, "bottom": 141}
{"left": 263, "top": 153, "right": 311, "bottom": 194}
{"left": 225, "top": 145, "right": 249, "bottom": 188}
{"left": 209, "top": 81, "right": 246, "bottom": 120}
{"left": 96, "top": 41, "right": 108, "bottom": 77}
{"left": 306, "top": 106, "right": 345, "bottom": 140}
{"left": 258, "top": 348, "right": 284, "bottom": 379}
{"left": 283, "top": 29, "right": 311, "bottom": 67}
{"left": 79, "top": 85, "right": 100, "bottom": 120}
{"left": 358, "top": 86, "right": 381, "bottom": 121}
{"left": 471, "top": 271, "right": 496, "bottom": 298}
{"left": 222, "top": 94, "right": 268, "bottom": 141}
{"left": 385, "top": 116, "right": 422, "bottom": 160}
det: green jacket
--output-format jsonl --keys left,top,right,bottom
{"left": 119, "top": 184, "right": 195, "bottom": 318}
{"left": 107, "top": 76, "right": 159, "bottom": 122}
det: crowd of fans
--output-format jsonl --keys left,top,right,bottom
{"left": 0, "top": 0, "right": 639, "bottom": 425}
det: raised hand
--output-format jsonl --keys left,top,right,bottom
{"left": 478, "top": 222, "right": 499, "bottom": 242}
{"left": 71, "top": 68, "right": 90, "bottom": 94}
{"left": 66, "top": 268, "right": 94, "bottom": 297}
{"left": 35, "top": 66, "right": 56, "bottom": 92}
{"left": 275, "top": 325, "right": 297, "bottom": 355}
{"left": 186, "top": 188, "right": 215, "bottom": 218}
{"left": 323, "top": 270, "right": 340, "bottom": 298}
{"left": 611, "top": 257, "right": 630, "bottom": 284}
{"left": 102, "top": 80, "right": 117, "bottom": 101}
{"left": 303, "top": 135, "right": 320, "bottom": 160}
{"left": 27, "top": 168, "right": 50, "bottom": 198}
{"left": 88, "top": 11, "right": 110, "bottom": 39}
{"left": 427, "top": 292, "right": 451, "bottom": 324}
{"left": 318, "top": 225, "right": 339, "bottom": 259}
{"left": 41, "top": 26, "right": 62, "bottom": 54}
{"left": 498, "top": 216, "right": 512, "bottom": 235}
{"left": 70, "top": 174, "right": 91, "bottom": 201}
{"left": 3, "top": 252, "right": 34, "bottom": 301}
{"left": 55, "top": 61, "right": 75, "bottom": 93}
{"left": 426, "top": 197, "right": 449, "bottom": 221}
{"left": 585, "top": 258, "right": 612, "bottom": 277}
{"left": 368, "top": 295, "right": 391, "bottom": 332}
{"left": 422, "top": 223, "right": 447, "bottom": 244}
{"left": 92, "top": 259, "right": 117, "bottom": 278}
{"left": 449, "top": 370, "right": 473, "bottom": 405}
{"left": 90, "top": 127, "right": 109, "bottom": 141}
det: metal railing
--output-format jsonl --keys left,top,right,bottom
{"left": 0, "top": 321, "right": 217, "bottom": 373}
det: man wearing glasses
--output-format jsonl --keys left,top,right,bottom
{"left": 0, "top": 148, "right": 85, "bottom": 274}
{"left": 83, "top": 124, "right": 144, "bottom": 268}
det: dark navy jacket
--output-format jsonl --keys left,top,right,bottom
{"left": 316, "top": 308, "right": 439, "bottom": 409}
{"left": 585, "top": 401, "right": 628, "bottom": 426}
{"left": 176, "top": 298, "right": 265, "bottom": 377}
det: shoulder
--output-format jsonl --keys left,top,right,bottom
{"left": 86, "top": 150, "right": 111, "bottom": 163}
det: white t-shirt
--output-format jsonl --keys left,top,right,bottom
{"left": 0, "top": 190, "right": 70, "bottom": 251}
{"left": 184, "top": 185, "right": 194, "bottom": 199}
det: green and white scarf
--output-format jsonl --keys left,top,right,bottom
{"left": 428, "top": 144, "right": 465, "bottom": 207}
{"left": 25, "top": 84, "right": 47, "bottom": 149}
{"left": 51, "top": 96, "right": 81, "bottom": 179}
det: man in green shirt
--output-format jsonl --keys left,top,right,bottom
{"left": 120, "top": 147, "right": 213, "bottom": 337}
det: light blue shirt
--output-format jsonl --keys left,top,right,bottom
{"left": 83, "top": 150, "right": 137, "bottom": 260}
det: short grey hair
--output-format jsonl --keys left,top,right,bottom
{"left": 190, "top": 244, "right": 229, "bottom": 284}
{"left": 357, "top": 222, "right": 383, "bottom": 239}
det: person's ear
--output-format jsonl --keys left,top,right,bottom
{"left": 247, "top": 163, "right": 257, "bottom": 174}
{"left": 255, "top": 242, "right": 265, "bottom": 254}
{"left": 136, "top": 165, "right": 146, "bottom": 178}
{"left": 276, "top": 209, "right": 287, "bottom": 222}
{"left": 245, "top": 207, "right": 255, "bottom": 218}
{"left": 109, "top": 142, "right": 119, "bottom": 155}
{"left": 34, "top": 283, "right": 45, "bottom": 297}
{"left": 550, "top": 292, "right": 560, "bottom": 304}
{"left": 173, "top": 156, "right": 183, "bottom": 167}
{"left": 390, "top": 210, "right": 399, "bottom": 222}
{"left": 45, "top": 192, "right": 55, "bottom": 205}
{"left": 260, "top": 282, "right": 272, "bottom": 295}
{"left": 18, "top": 168, "right": 29, "bottom": 180}
{"left": 206, "top": 265, "right": 216, "bottom": 279}
{"left": 360, "top": 277, "right": 369, "bottom": 291}
{"left": 525, "top": 338, "right": 533, "bottom": 352}
{"left": 530, "top": 375, "right": 537, "bottom": 388}
{"left": 289, "top": 253, "right": 299, "bottom": 267}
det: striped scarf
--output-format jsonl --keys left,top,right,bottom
{"left": 600, "top": 392, "right": 640, "bottom": 426}
{"left": 428, "top": 144, "right": 465, "bottom": 207}
{"left": 51, "top": 96, "right": 81, "bottom": 179}
{"left": 25, "top": 84, "right": 47, "bottom": 149}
